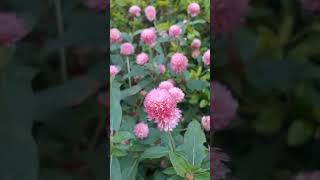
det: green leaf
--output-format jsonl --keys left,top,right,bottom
{"left": 111, "top": 81, "right": 122, "bottom": 132}
{"left": 111, "top": 156, "right": 122, "bottom": 180}
{"left": 287, "top": 120, "right": 315, "bottom": 146}
{"left": 163, "top": 167, "right": 176, "bottom": 175}
{"left": 113, "top": 131, "right": 135, "bottom": 143}
{"left": 140, "top": 146, "right": 169, "bottom": 160}
{"left": 254, "top": 104, "right": 285, "bottom": 134}
{"left": 120, "top": 157, "right": 139, "bottom": 180}
{"left": 121, "top": 78, "right": 152, "bottom": 99}
{"left": 169, "top": 152, "right": 193, "bottom": 177}
{"left": 187, "top": 80, "right": 208, "bottom": 91}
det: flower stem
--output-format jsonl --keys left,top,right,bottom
{"left": 126, "top": 56, "right": 131, "bottom": 87}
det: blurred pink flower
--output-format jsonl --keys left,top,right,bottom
{"left": 295, "top": 171, "right": 320, "bottom": 180}
{"left": 211, "top": 147, "right": 230, "bottom": 180}
{"left": 170, "top": 53, "right": 188, "bottom": 73}
{"left": 203, "top": 49, "right": 210, "bottom": 65}
{"left": 110, "top": 28, "right": 122, "bottom": 44}
{"left": 129, "top": 5, "right": 141, "bottom": 17}
{"left": 168, "top": 87, "right": 185, "bottom": 103}
{"left": 158, "top": 64, "right": 166, "bottom": 74}
{"left": 187, "top": 2, "right": 201, "bottom": 17}
{"left": 120, "top": 42, "right": 134, "bottom": 55}
{"left": 134, "top": 122, "right": 149, "bottom": 139}
{"left": 212, "top": 81, "right": 238, "bottom": 130}
{"left": 110, "top": 65, "right": 119, "bottom": 77}
{"left": 0, "top": 13, "right": 27, "bottom": 47}
{"left": 212, "top": 0, "right": 248, "bottom": 34}
{"left": 301, "top": 0, "right": 320, "bottom": 11}
{"left": 158, "top": 80, "right": 174, "bottom": 90}
{"left": 201, "top": 116, "right": 210, "bottom": 131}
{"left": 169, "top": 25, "right": 182, "bottom": 38}
{"left": 141, "top": 28, "right": 157, "bottom": 46}
{"left": 136, "top": 52, "right": 149, "bottom": 65}
{"left": 145, "top": 6, "right": 156, "bottom": 21}
{"left": 85, "top": 0, "right": 106, "bottom": 11}
{"left": 191, "top": 38, "right": 201, "bottom": 49}
{"left": 192, "top": 49, "right": 201, "bottom": 59}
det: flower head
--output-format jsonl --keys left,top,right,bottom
{"left": 300, "top": 0, "right": 320, "bottom": 11}
{"left": 158, "top": 80, "right": 174, "bottom": 90}
{"left": 110, "top": 28, "right": 122, "bottom": 44}
{"left": 145, "top": 6, "right": 156, "bottom": 21}
{"left": 203, "top": 49, "right": 210, "bottom": 65}
{"left": 201, "top": 116, "right": 210, "bottom": 131}
{"left": 110, "top": 65, "right": 119, "bottom": 77}
{"left": 187, "top": 2, "right": 201, "bottom": 17}
{"left": 0, "top": 13, "right": 27, "bottom": 47}
{"left": 191, "top": 38, "right": 201, "bottom": 49}
{"left": 134, "top": 122, "right": 149, "bottom": 139}
{"left": 120, "top": 42, "right": 134, "bottom": 55}
{"left": 129, "top": 5, "right": 141, "bottom": 17}
{"left": 141, "top": 28, "right": 157, "bottom": 46}
{"left": 85, "top": 0, "right": 106, "bottom": 11}
{"left": 158, "top": 64, "right": 166, "bottom": 74}
{"left": 168, "top": 87, "right": 185, "bottom": 103}
{"left": 136, "top": 52, "right": 149, "bottom": 65}
{"left": 169, "top": 25, "right": 182, "bottom": 38}
{"left": 170, "top": 53, "right": 188, "bottom": 73}
{"left": 192, "top": 49, "right": 201, "bottom": 59}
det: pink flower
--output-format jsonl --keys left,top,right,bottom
{"left": 110, "top": 28, "right": 122, "bottom": 44}
{"left": 158, "top": 64, "right": 166, "bottom": 74}
{"left": 0, "top": 13, "right": 27, "bottom": 47}
{"left": 110, "top": 65, "right": 119, "bottom": 77}
{"left": 134, "top": 122, "right": 149, "bottom": 139}
{"left": 120, "top": 43, "right": 134, "bottom": 55}
{"left": 201, "top": 116, "right": 210, "bottom": 131}
{"left": 168, "top": 87, "right": 185, "bottom": 103}
{"left": 212, "top": 0, "right": 248, "bottom": 34}
{"left": 170, "top": 53, "right": 188, "bottom": 73}
{"left": 295, "top": 171, "right": 320, "bottom": 180}
{"left": 141, "top": 28, "right": 157, "bottom": 46}
{"left": 136, "top": 52, "right": 149, "bottom": 65}
{"left": 203, "top": 49, "right": 210, "bottom": 65}
{"left": 212, "top": 81, "right": 238, "bottom": 130}
{"left": 145, "top": 6, "right": 156, "bottom": 21}
{"left": 300, "top": 0, "right": 320, "bottom": 11}
{"left": 169, "top": 25, "right": 182, "bottom": 38}
{"left": 211, "top": 147, "right": 230, "bottom": 180}
{"left": 85, "top": 0, "right": 106, "bottom": 11}
{"left": 187, "top": 2, "right": 201, "bottom": 17}
{"left": 192, "top": 49, "right": 201, "bottom": 59}
{"left": 158, "top": 80, "right": 174, "bottom": 90}
{"left": 129, "top": 5, "right": 141, "bottom": 17}
{"left": 191, "top": 38, "right": 201, "bottom": 49}
{"left": 186, "top": 174, "right": 194, "bottom": 180}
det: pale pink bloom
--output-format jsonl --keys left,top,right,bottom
{"left": 136, "top": 52, "right": 149, "bottom": 65}
{"left": 169, "top": 25, "right": 182, "bottom": 38}
{"left": 158, "top": 64, "right": 166, "bottom": 74}
{"left": 134, "top": 122, "right": 149, "bottom": 139}
{"left": 140, "top": 90, "right": 147, "bottom": 96}
{"left": 167, "top": 79, "right": 175, "bottom": 85}
{"left": 129, "top": 5, "right": 141, "bottom": 17}
{"left": 192, "top": 49, "right": 201, "bottom": 59}
{"left": 295, "top": 171, "right": 320, "bottom": 180}
{"left": 120, "top": 43, "right": 134, "bottom": 55}
{"left": 187, "top": 2, "right": 201, "bottom": 17}
{"left": 145, "top": 6, "right": 156, "bottom": 21}
{"left": 186, "top": 174, "right": 193, "bottom": 180}
{"left": 141, "top": 28, "right": 157, "bottom": 46}
{"left": 156, "top": 108, "right": 181, "bottom": 132}
{"left": 212, "top": 81, "right": 238, "bottom": 130}
{"left": 201, "top": 116, "right": 210, "bottom": 131}
{"left": 85, "top": 0, "right": 106, "bottom": 11}
{"left": 301, "top": 0, "right": 320, "bottom": 11}
{"left": 203, "top": 49, "right": 210, "bottom": 65}
{"left": 110, "top": 65, "right": 119, "bottom": 77}
{"left": 191, "top": 38, "right": 201, "bottom": 49}
{"left": 110, "top": 28, "right": 122, "bottom": 44}
{"left": 121, "top": 140, "right": 129, "bottom": 145}
{"left": 168, "top": 87, "right": 185, "bottom": 103}
{"left": 211, "top": 147, "right": 230, "bottom": 180}
{"left": 0, "top": 13, "right": 27, "bottom": 47}
{"left": 170, "top": 53, "right": 188, "bottom": 73}
{"left": 158, "top": 80, "right": 174, "bottom": 90}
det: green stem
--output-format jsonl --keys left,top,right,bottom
{"left": 168, "top": 132, "right": 176, "bottom": 152}
{"left": 126, "top": 56, "right": 131, "bottom": 87}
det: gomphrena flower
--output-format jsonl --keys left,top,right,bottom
{"left": 295, "top": 171, "right": 320, "bottom": 180}
{"left": 169, "top": 25, "right": 182, "bottom": 38}
{"left": 212, "top": 81, "right": 238, "bottom": 130}
{"left": 85, "top": 0, "right": 106, "bottom": 11}
{"left": 192, "top": 49, "right": 201, "bottom": 59}
{"left": 158, "top": 64, "right": 166, "bottom": 74}
{"left": 145, "top": 6, "right": 156, "bottom": 21}
{"left": 203, "top": 49, "right": 210, "bottom": 65}
{"left": 120, "top": 42, "right": 134, "bottom": 55}
{"left": 168, "top": 87, "right": 185, "bottom": 103}
{"left": 134, "top": 122, "right": 149, "bottom": 139}
{"left": 158, "top": 80, "right": 174, "bottom": 90}
{"left": 136, "top": 52, "right": 149, "bottom": 65}
{"left": 170, "top": 53, "right": 188, "bottom": 73}
{"left": 211, "top": 147, "right": 231, "bottom": 180}
{"left": 201, "top": 116, "right": 210, "bottom": 131}
{"left": 129, "top": 5, "right": 141, "bottom": 17}
{"left": 187, "top": 2, "right": 201, "bottom": 17}
{"left": 191, "top": 38, "right": 201, "bottom": 49}
{"left": 110, "top": 65, "right": 119, "bottom": 77}
{"left": 0, "top": 13, "right": 27, "bottom": 47}
{"left": 110, "top": 28, "right": 122, "bottom": 44}
{"left": 141, "top": 28, "right": 157, "bottom": 46}
{"left": 212, "top": 0, "right": 248, "bottom": 34}
{"left": 300, "top": 0, "right": 320, "bottom": 11}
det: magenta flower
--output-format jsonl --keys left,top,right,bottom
{"left": 191, "top": 38, "right": 201, "bottom": 49}
{"left": 192, "top": 49, "right": 201, "bottom": 59}
{"left": 300, "top": 0, "right": 320, "bottom": 11}
{"left": 158, "top": 80, "right": 174, "bottom": 90}
{"left": 134, "top": 122, "right": 149, "bottom": 139}
{"left": 295, "top": 171, "right": 320, "bottom": 180}
{"left": 168, "top": 87, "right": 185, "bottom": 103}
{"left": 141, "top": 28, "right": 157, "bottom": 46}
{"left": 110, "top": 65, "right": 119, "bottom": 77}
{"left": 110, "top": 28, "right": 122, "bottom": 44}
{"left": 0, "top": 13, "right": 27, "bottom": 47}
{"left": 201, "top": 116, "right": 210, "bottom": 131}
{"left": 169, "top": 25, "right": 182, "bottom": 38}
{"left": 85, "top": 0, "right": 106, "bottom": 11}
{"left": 158, "top": 64, "right": 166, "bottom": 74}
{"left": 203, "top": 49, "right": 210, "bottom": 65}
{"left": 145, "top": 6, "right": 156, "bottom": 21}
{"left": 129, "top": 5, "right": 141, "bottom": 17}
{"left": 187, "top": 2, "right": 201, "bottom": 17}
{"left": 136, "top": 52, "right": 149, "bottom": 65}
{"left": 211, "top": 147, "right": 230, "bottom": 180}
{"left": 170, "top": 53, "right": 188, "bottom": 73}
{"left": 120, "top": 43, "right": 134, "bottom": 56}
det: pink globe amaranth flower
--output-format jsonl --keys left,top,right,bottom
{"left": 186, "top": 174, "right": 193, "bottom": 180}
{"left": 203, "top": 49, "right": 210, "bottom": 65}
{"left": 170, "top": 53, "right": 188, "bottom": 73}
{"left": 187, "top": 2, "right": 201, "bottom": 17}
{"left": 211, "top": 81, "right": 238, "bottom": 130}
{"left": 190, "top": 38, "right": 201, "bottom": 49}
{"left": 169, "top": 25, "right": 182, "bottom": 38}
{"left": 158, "top": 80, "right": 174, "bottom": 90}
{"left": 134, "top": 122, "right": 149, "bottom": 139}
{"left": 212, "top": 0, "right": 249, "bottom": 34}
{"left": 110, "top": 28, "right": 122, "bottom": 44}
{"left": 168, "top": 87, "right": 185, "bottom": 103}
{"left": 110, "top": 65, "right": 119, "bottom": 77}
{"left": 0, "top": 13, "right": 27, "bottom": 47}
{"left": 136, "top": 52, "right": 149, "bottom": 65}
{"left": 301, "top": 0, "right": 320, "bottom": 11}
{"left": 295, "top": 171, "right": 320, "bottom": 180}
{"left": 85, "top": 0, "right": 106, "bottom": 11}
{"left": 145, "top": 6, "right": 156, "bottom": 21}
{"left": 141, "top": 28, "right": 157, "bottom": 46}
{"left": 156, "top": 108, "right": 181, "bottom": 132}
{"left": 120, "top": 43, "right": 134, "bottom": 55}
{"left": 129, "top": 5, "right": 141, "bottom": 17}
{"left": 201, "top": 116, "right": 210, "bottom": 131}
{"left": 211, "top": 147, "right": 230, "bottom": 180}
{"left": 158, "top": 64, "right": 166, "bottom": 74}
{"left": 192, "top": 49, "right": 201, "bottom": 59}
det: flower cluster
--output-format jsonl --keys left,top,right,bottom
{"left": 0, "top": 13, "right": 27, "bottom": 47}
